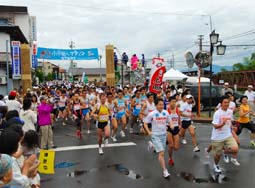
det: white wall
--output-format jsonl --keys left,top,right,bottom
{"left": 14, "top": 14, "right": 30, "bottom": 42}
{"left": 0, "top": 33, "right": 10, "bottom": 52}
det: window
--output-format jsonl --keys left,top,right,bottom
{"left": 48, "top": 66, "right": 50, "bottom": 69}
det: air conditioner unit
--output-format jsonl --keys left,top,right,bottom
{"left": 0, "top": 76, "right": 7, "bottom": 84}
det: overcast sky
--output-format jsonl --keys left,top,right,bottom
{"left": 2, "top": 0, "right": 255, "bottom": 70}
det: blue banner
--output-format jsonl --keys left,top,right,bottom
{"left": 32, "top": 55, "right": 38, "bottom": 68}
{"left": 11, "top": 41, "right": 21, "bottom": 80}
{"left": 37, "top": 47, "right": 99, "bottom": 60}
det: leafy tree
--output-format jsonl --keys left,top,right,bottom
{"left": 35, "top": 70, "right": 43, "bottom": 83}
{"left": 233, "top": 63, "right": 245, "bottom": 71}
{"left": 46, "top": 73, "right": 54, "bottom": 81}
{"left": 221, "top": 68, "right": 227, "bottom": 72}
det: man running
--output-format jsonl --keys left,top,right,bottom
{"left": 140, "top": 92, "right": 156, "bottom": 134}
{"left": 91, "top": 93, "right": 111, "bottom": 155}
{"left": 211, "top": 96, "right": 240, "bottom": 173}
{"left": 80, "top": 89, "right": 91, "bottom": 134}
{"left": 179, "top": 94, "right": 200, "bottom": 152}
{"left": 114, "top": 90, "right": 127, "bottom": 137}
{"left": 106, "top": 92, "right": 118, "bottom": 142}
{"left": 144, "top": 98, "right": 172, "bottom": 178}
{"left": 130, "top": 90, "right": 143, "bottom": 133}
{"left": 58, "top": 90, "right": 68, "bottom": 126}
{"left": 167, "top": 96, "right": 180, "bottom": 166}
{"left": 72, "top": 93, "right": 83, "bottom": 139}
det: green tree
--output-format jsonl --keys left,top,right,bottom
{"left": 221, "top": 68, "right": 227, "bottom": 72}
{"left": 232, "top": 52, "right": 255, "bottom": 71}
{"left": 35, "top": 70, "right": 43, "bottom": 83}
{"left": 46, "top": 73, "right": 54, "bottom": 81}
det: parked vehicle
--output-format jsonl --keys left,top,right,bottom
{"left": 185, "top": 84, "right": 242, "bottom": 111}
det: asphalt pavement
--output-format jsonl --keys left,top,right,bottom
{"left": 41, "top": 119, "right": 255, "bottom": 188}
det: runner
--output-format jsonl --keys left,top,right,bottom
{"left": 114, "top": 89, "right": 127, "bottom": 137}
{"left": 236, "top": 95, "right": 255, "bottom": 148}
{"left": 123, "top": 86, "right": 132, "bottom": 122}
{"left": 140, "top": 87, "right": 147, "bottom": 104}
{"left": 80, "top": 89, "right": 91, "bottom": 134}
{"left": 130, "top": 90, "right": 143, "bottom": 133}
{"left": 163, "top": 91, "right": 171, "bottom": 110}
{"left": 58, "top": 90, "right": 68, "bottom": 126}
{"left": 106, "top": 92, "right": 118, "bottom": 142}
{"left": 91, "top": 93, "right": 111, "bottom": 155}
{"left": 179, "top": 94, "right": 200, "bottom": 152}
{"left": 211, "top": 95, "right": 240, "bottom": 173}
{"left": 72, "top": 93, "right": 83, "bottom": 139}
{"left": 144, "top": 98, "right": 172, "bottom": 178}
{"left": 167, "top": 96, "right": 180, "bottom": 166}
{"left": 140, "top": 92, "right": 156, "bottom": 134}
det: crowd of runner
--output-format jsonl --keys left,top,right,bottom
{"left": 0, "top": 82, "right": 255, "bottom": 186}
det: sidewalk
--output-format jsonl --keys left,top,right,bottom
{"left": 193, "top": 116, "right": 212, "bottom": 123}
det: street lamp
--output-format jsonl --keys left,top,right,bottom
{"left": 209, "top": 30, "right": 226, "bottom": 117}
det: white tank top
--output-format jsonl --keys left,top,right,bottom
{"left": 168, "top": 108, "right": 179, "bottom": 127}
{"left": 59, "top": 97, "right": 67, "bottom": 107}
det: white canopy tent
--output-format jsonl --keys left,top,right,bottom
{"left": 186, "top": 76, "right": 210, "bottom": 83}
{"left": 163, "top": 68, "right": 188, "bottom": 81}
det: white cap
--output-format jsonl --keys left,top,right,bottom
{"left": 224, "top": 82, "right": 229, "bottom": 86}
{"left": 186, "top": 94, "right": 193, "bottom": 99}
{"left": 248, "top": 85, "right": 253, "bottom": 89}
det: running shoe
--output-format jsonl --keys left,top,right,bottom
{"left": 168, "top": 158, "right": 174, "bottom": 166}
{"left": 129, "top": 128, "right": 134, "bottom": 134}
{"left": 98, "top": 147, "right": 104, "bottom": 155}
{"left": 163, "top": 169, "right": 170, "bottom": 178}
{"left": 87, "top": 129, "right": 91, "bottom": 134}
{"left": 111, "top": 136, "right": 117, "bottom": 142}
{"left": 120, "top": 130, "right": 126, "bottom": 137}
{"left": 62, "top": 122, "right": 66, "bottom": 126}
{"left": 204, "top": 148, "right": 210, "bottom": 158}
{"left": 193, "top": 146, "right": 200, "bottom": 152}
{"left": 213, "top": 164, "right": 222, "bottom": 173}
{"left": 230, "top": 158, "right": 240, "bottom": 166}
{"left": 147, "top": 141, "right": 154, "bottom": 151}
{"left": 250, "top": 140, "right": 255, "bottom": 148}
{"left": 223, "top": 154, "right": 229, "bottom": 163}
{"left": 182, "top": 139, "right": 187, "bottom": 145}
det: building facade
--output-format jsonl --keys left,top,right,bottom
{"left": 0, "top": 5, "right": 35, "bottom": 95}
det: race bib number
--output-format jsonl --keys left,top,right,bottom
{"left": 74, "top": 104, "right": 80, "bottom": 111}
{"left": 99, "top": 114, "right": 108, "bottom": 121}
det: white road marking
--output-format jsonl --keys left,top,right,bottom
{"left": 53, "top": 142, "right": 137, "bottom": 152}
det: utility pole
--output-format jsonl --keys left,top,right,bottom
{"left": 198, "top": 35, "right": 204, "bottom": 51}
{"left": 69, "top": 40, "right": 75, "bottom": 82}
{"left": 197, "top": 35, "right": 204, "bottom": 117}
{"left": 158, "top": 53, "right": 160, "bottom": 58}
{"left": 172, "top": 53, "right": 175, "bottom": 68}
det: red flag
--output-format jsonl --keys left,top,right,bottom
{"left": 149, "top": 66, "right": 166, "bottom": 93}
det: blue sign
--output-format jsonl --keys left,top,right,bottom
{"left": 11, "top": 41, "right": 21, "bottom": 79}
{"left": 32, "top": 55, "right": 38, "bottom": 68}
{"left": 37, "top": 47, "right": 99, "bottom": 60}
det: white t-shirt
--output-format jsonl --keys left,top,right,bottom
{"left": 180, "top": 102, "right": 192, "bottom": 121}
{"left": 244, "top": 90, "right": 255, "bottom": 102}
{"left": 211, "top": 108, "right": 233, "bottom": 141}
{"left": 6, "top": 100, "right": 22, "bottom": 112}
{"left": 145, "top": 109, "right": 171, "bottom": 135}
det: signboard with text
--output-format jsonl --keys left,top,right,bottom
{"left": 37, "top": 47, "right": 99, "bottom": 60}
{"left": 11, "top": 41, "right": 21, "bottom": 79}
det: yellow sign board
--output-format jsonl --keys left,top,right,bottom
{"left": 38, "top": 150, "right": 55, "bottom": 174}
